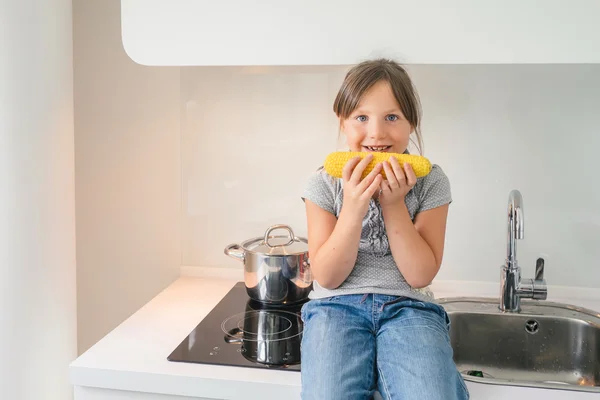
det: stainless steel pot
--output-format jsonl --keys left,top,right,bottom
{"left": 224, "top": 224, "right": 312, "bottom": 305}
{"left": 223, "top": 299, "right": 303, "bottom": 366}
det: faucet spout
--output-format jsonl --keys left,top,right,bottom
{"left": 499, "top": 189, "right": 547, "bottom": 312}
{"left": 506, "top": 190, "right": 524, "bottom": 269}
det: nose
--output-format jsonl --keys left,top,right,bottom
{"left": 368, "top": 120, "right": 385, "bottom": 139}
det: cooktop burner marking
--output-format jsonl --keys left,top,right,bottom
{"left": 237, "top": 314, "right": 292, "bottom": 337}
{"left": 221, "top": 310, "right": 303, "bottom": 342}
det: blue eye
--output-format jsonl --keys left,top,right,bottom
{"left": 386, "top": 114, "right": 399, "bottom": 121}
{"left": 356, "top": 115, "right": 368, "bottom": 122}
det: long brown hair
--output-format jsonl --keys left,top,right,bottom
{"left": 333, "top": 58, "right": 424, "bottom": 154}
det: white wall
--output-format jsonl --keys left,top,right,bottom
{"left": 182, "top": 64, "right": 600, "bottom": 289}
{"left": 74, "top": 1, "right": 600, "bottom": 357}
{"left": 74, "top": 0, "right": 181, "bottom": 354}
{"left": 1, "top": 0, "right": 76, "bottom": 399}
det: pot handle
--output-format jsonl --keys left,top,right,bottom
{"left": 224, "top": 327, "right": 243, "bottom": 344}
{"left": 224, "top": 243, "right": 245, "bottom": 262}
{"left": 264, "top": 224, "right": 295, "bottom": 248}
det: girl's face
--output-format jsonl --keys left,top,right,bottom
{"left": 341, "top": 80, "right": 412, "bottom": 154}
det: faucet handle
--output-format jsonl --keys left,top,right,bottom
{"left": 535, "top": 257, "right": 544, "bottom": 281}
{"left": 532, "top": 257, "right": 547, "bottom": 300}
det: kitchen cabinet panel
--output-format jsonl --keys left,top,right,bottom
{"left": 121, "top": 0, "right": 600, "bottom": 66}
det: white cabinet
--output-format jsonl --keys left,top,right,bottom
{"left": 121, "top": 0, "right": 600, "bottom": 66}
{"left": 121, "top": 0, "right": 600, "bottom": 65}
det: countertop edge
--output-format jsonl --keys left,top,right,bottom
{"left": 68, "top": 266, "right": 600, "bottom": 399}
{"left": 180, "top": 265, "right": 600, "bottom": 302}
{"left": 69, "top": 364, "right": 301, "bottom": 399}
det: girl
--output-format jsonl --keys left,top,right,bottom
{"left": 300, "top": 59, "right": 469, "bottom": 400}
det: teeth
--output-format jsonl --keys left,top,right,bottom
{"left": 366, "top": 146, "right": 389, "bottom": 151}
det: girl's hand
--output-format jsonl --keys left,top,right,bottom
{"left": 341, "top": 154, "right": 383, "bottom": 220}
{"left": 379, "top": 157, "right": 417, "bottom": 208}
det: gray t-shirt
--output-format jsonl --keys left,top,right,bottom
{"left": 301, "top": 161, "right": 452, "bottom": 303}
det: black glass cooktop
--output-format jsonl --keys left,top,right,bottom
{"left": 168, "top": 282, "right": 304, "bottom": 371}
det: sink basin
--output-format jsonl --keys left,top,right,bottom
{"left": 437, "top": 297, "right": 600, "bottom": 393}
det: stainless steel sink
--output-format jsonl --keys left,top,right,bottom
{"left": 438, "top": 297, "right": 600, "bottom": 393}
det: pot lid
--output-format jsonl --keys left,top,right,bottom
{"left": 242, "top": 225, "right": 308, "bottom": 256}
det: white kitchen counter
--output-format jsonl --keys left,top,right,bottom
{"left": 69, "top": 267, "right": 600, "bottom": 400}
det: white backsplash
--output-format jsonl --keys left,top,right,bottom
{"left": 182, "top": 64, "right": 600, "bottom": 288}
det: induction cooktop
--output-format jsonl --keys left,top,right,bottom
{"left": 167, "top": 282, "right": 304, "bottom": 371}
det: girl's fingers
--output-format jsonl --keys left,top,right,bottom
{"left": 379, "top": 180, "right": 390, "bottom": 198}
{"left": 342, "top": 156, "right": 362, "bottom": 182}
{"left": 404, "top": 162, "right": 417, "bottom": 187}
{"left": 381, "top": 180, "right": 390, "bottom": 192}
{"left": 350, "top": 154, "right": 374, "bottom": 183}
{"left": 357, "top": 162, "right": 383, "bottom": 193}
{"left": 382, "top": 161, "right": 399, "bottom": 188}
{"left": 365, "top": 174, "right": 383, "bottom": 198}
{"left": 390, "top": 157, "right": 406, "bottom": 185}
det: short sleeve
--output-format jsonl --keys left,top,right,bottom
{"left": 301, "top": 168, "right": 337, "bottom": 215}
{"left": 416, "top": 164, "right": 452, "bottom": 213}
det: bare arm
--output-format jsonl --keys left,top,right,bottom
{"left": 382, "top": 203, "right": 449, "bottom": 288}
{"left": 378, "top": 158, "right": 450, "bottom": 288}
{"left": 304, "top": 155, "right": 383, "bottom": 290}
{"left": 304, "top": 201, "right": 363, "bottom": 289}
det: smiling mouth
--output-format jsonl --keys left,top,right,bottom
{"left": 363, "top": 145, "right": 392, "bottom": 152}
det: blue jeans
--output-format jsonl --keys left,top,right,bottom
{"left": 300, "top": 294, "right": 469, "bottom": 400}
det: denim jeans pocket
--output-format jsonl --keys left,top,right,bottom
{"left": 301, "top": 299, "right": 319, "bottom": 322}
{"left": 421, "top": 301, "right": 451, "bottom": 327}
{"left": 300, "top": 302, "right": 308, "bottom": 322}
{"left": 401, "top": 299, "right": 452, "bottom": 339}
{"left": 301, "top": 297, "right": 340, "bottom": 323}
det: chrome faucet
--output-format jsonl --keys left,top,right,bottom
{"left": 499, "top": 190, "right": 547, "bottom": 312}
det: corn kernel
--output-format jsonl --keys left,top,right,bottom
{"left": 323, "top": 151, "right": 432, "bottom": 180}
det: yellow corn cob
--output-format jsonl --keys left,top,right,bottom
{"left": 323, "top": 151, "right": 432, "bottom": 180}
